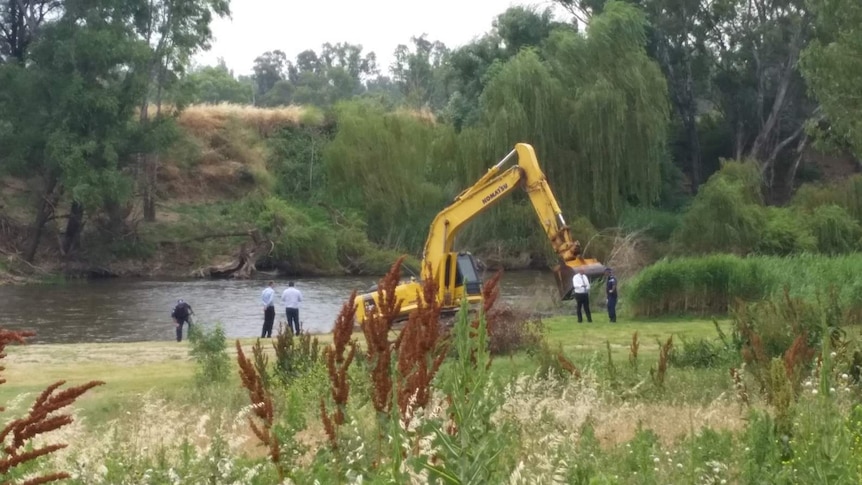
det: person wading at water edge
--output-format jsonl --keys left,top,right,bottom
{"left": 572, "top": 268, "right": 592, "bottom": 323}
{"left": 171, "top": 299, "right": 194, "bottom": 342}
{"left": 281, "top": 281, "right": 303, "bottom": 335}
{"left": 261, "top": 281, "right": 276, "bottom": 338}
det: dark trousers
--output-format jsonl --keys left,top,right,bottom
{"left": 575, "top": 293, "right": 592, "bottom": 322}
{"left": 176, "top": 318, "right": 191, "bottom": 342}
{"left": 262, "top": 306, "right": 275, "bottom": 338}
{"left": 607, "top": 294, "right": 617, "bottom": 323}
{"left": 285, "top": 308, "right": 300, "bottom": 335}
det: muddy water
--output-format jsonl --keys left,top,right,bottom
{"left": 0, "top": 271, "right": 562, "bottom": 344}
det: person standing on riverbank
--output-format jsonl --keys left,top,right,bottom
{"left": 171, "top": 299, "right": 194, "bottom": 342}
{"left": 261, "top": 281, "right": 276, "bottom": 338}
{"left": 281, "top": 281, "right": 303, "bottom": 335}
{"left": 605, "top": 267, "right": 618, "bottom": 323}
{"left": 572, "top": 268, "right": 592, "bottom": 323}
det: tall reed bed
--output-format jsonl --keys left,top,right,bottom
{"left": 626, "top": 253, "right": 862, "bottom": 316}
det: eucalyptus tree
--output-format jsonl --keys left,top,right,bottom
{"left": 703, "top": 0, "right": 815, "bottom": 190}
{"left": 0, "top": 0, "right": 151, "bottom": 261}
{"left": 800, "top": 0, "right": 862, "bottom": 161}
{"left": 391, "top": 35, "right": 450, "bottom": 109}
{"left": 133, "top": 0, "right": 230, "bottom": 221}
{"left": 0, "top": 0, "right": 60, "bottom": 63}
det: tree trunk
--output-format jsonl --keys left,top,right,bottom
{"left": 143, "top": 153, "right": 157, "bottom": 221}
{"left": 61, "top": 201, "right": 84, "bottom": 256}
{"left": 24, "top": 175, "right": 58, "bottom": 263}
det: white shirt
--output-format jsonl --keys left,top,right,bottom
{"left": 572, "top": 274, "right": 591, "bottom": 294}
{"left": 261, "top": 287, "right": 275, "bottom": 308}
{"left": 282, "top": 287, "right": 303, "bottom": 309}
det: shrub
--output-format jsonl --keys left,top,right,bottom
{"left": 672, "top": 176, "right": 765, "bottom": 255}
{"left": 803, "top": 204, "right": 862, "bottom": 255}
{"left": 188, "top": 323, "right": 231, "bottom": 387}
{"left": 669, "top": 337, "right": 737, "bottom": 369}
{"left": 756, "top": 207, "right": 816, "bottom": 256}
{"left": 486, "top": 308, "right": 545, "bottom": 356}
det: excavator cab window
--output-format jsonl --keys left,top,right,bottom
{"left": 456, "top": 254, "right": 482, "bottom": 295}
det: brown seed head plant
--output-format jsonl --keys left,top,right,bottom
{"left": 321, "top": 290, "right": 358, "bottom": 450}
{"left": 629, "top": 331, "right": 640, "bottom": 370}
{"left": 783, "top": 332, "right": 816, "bottom": 398}
{"left": 650, "top": 336, "right": 673, "bottom": 389}
{"left": 0, "top": 329, "right": 104, "bottom": 485}
{"left": 236, "top": 339, "right": 284, "bottom": 480}
{"left": 471, "top": 269, "right": 503, "bottom": 369}
{"left": 362, "top": 257, "right": 404, "bottom": 416}
{"left": 396, "top": 263, "right": 450, "bottom": 426}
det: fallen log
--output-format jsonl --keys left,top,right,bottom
{"left": 192, "top": 230, "right": 273, "bottom": 279}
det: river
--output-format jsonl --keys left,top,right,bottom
{"left": 0, "top": 270, "right": 562, "bottom": 344}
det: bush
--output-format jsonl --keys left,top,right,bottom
{"left": 803, "top": 204, "right": 862, "bottom": 255}
{"left": 487, "top": 309, "right": 545, "bottom": 356}
{"left": 756, "top": 207, "right": 816, "bottom": 256}
{"left": 672, "top": 175, "right": 765, "bottom": 255}
{"left": 669, "top": 336, "right": 737, "bottom": 369}
{"left": 188, "top": 323, "right": 231, "bottom": 387}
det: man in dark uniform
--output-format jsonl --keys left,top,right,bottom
{"left": 605, "top": 268, "right": 618, "bottom": 323}
{"left": 171, "top": 299, "right": 194, "bottom": 342}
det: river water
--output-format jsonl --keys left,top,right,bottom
{"left": 0, "top": 270, "right": 561, "bottom": 344}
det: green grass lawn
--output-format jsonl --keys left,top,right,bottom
{"left": 0, "top": 316, "right": 734, "bottom": 422}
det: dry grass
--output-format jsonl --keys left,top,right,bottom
{"left": 177, "top": 103, "right": 317, "bottom": 138}
{"left": 501, "top": 373, "right": 748, "bottom": 451}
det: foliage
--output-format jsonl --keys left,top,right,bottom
{"left": 802, "top": 204, "right": 862, "bottom": 256}
{"left": 801, "top": 0, "right": 862, "bottom": 158}
{"left": 323, "top": 99, "right": 451, "bottom": 251}
{"left": 672, "top": 160, "right": 766, "bottom": 255}
{"left": 188, "top": 323, "right": 231, "bottom": 387}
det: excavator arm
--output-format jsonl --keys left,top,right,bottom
{"left": 422, "top": 143, "right": 605, "bottom": 300}
{"left": 353, "top": 142, "right": 604, "bottom": 324}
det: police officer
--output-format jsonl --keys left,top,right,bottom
{"left": 605, "top": 268, "right": 618, "bottom": 323}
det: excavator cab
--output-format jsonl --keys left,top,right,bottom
{"left": 441, "top": 251, "right": 483, "bottom": 307}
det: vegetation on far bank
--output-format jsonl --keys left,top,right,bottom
{"left": 3, "top": 0, "right": 862, "bottom": 282}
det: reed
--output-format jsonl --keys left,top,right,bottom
{"left": 626, "top": 253, "right": 862, "bottom": 317}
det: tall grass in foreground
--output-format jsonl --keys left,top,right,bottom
{"left": 626, "top": 253, "right": 862, "bottom": 317}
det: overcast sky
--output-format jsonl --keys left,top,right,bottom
{"left": 194, "top": 0, "right": 572, "bottom": 77}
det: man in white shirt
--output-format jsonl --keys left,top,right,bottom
{"left": 261, "top": 281, "right": 276, "bottom": 338}
{"left": 281, "top": 281, "right": 303, "bottom": 335}
{"left": 572, "top": 268, "right": 592, "bottom": 323}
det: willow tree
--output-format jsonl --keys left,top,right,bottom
{"left": 323, "top": 99, "right": 453, "bottom": 251}
{"left": 549, "top": 1, "right": 669, "bottom": 223}
{"left": 478, "top": 1, "right": 670, "bottom": 226}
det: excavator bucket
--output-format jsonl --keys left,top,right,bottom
{"left": 553, "top": 259, "right": 607, "bottom": 300}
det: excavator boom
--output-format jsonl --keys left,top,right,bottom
{"left": 354, "top": 143, "right": 604, "bottom": 324}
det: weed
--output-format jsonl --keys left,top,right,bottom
{"left": 188, "top": 323, "right": 231, "bottom": 387}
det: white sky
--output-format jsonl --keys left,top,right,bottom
{"left": 194, "top": 0, "right": 573, "bottom": 77}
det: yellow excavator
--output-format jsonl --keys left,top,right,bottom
{"left": 353, "top": 142, "right": 605, "bottom": 324}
